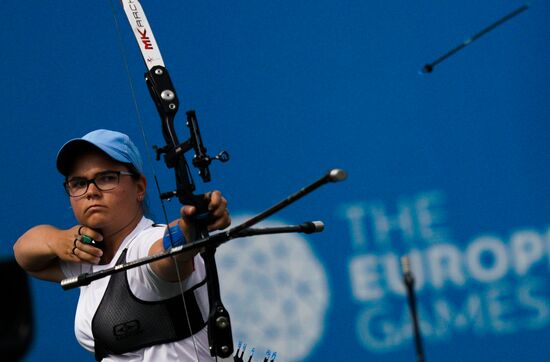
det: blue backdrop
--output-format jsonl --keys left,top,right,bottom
{"left": 1, "top": 1, "right": 548, "bottom": 361}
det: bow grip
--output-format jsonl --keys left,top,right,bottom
{"left": 187, "top": 193, "right": 212, "bottom": 239}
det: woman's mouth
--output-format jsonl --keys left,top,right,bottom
{"left": 86, "top": 204, "right": 106, "bottom": 213}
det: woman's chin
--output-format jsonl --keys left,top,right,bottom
{"left": 79, "top": 216, "right": 107, "bottom": 230}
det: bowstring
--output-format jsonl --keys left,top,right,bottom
{"left": 107, "top": 1, "right": 204, "bottom": 360}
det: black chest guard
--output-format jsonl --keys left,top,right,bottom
{"left": 91, "top": 249, "right": 206, "bottom": 361}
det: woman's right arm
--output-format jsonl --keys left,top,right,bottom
{"left": 13, "top": 225, "right": 100, "bottom": 282}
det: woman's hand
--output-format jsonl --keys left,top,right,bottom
{"left": 178, "top": 190, "right": 231, "bottom": 240}
{"left": 13, "top": 224, "right": 104, "bottom": 281}
{"left": 68, "top": 226, "right": 104, "bottom": 265}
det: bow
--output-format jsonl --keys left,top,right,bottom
{"left": 120, "top": 0, "right": 233, "bottom": 358}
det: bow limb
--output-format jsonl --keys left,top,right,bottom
{"left": 119, "top": 1, "right": 202, "bottom": 360}
{"left": 118, "top": 0, "right": 233, "bottom": 359}
{"left": 121, "top": 0, "right": 164, "bottom": 70}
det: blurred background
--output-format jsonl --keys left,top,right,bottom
{"left": 1, "top": 0, "right": 548, "bottom": 361}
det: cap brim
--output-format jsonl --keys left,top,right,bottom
{"left": 56, "top": 139, "right": 102, "bottom": 176}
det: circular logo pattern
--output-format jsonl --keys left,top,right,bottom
{"left": 217, "top": 215, "right": 330, "bottom": 361}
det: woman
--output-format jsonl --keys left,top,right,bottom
{"left": 13, "top": 129, "right": 230, "bottom": 361}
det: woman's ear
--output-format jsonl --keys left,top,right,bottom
{"left": 136, "top": 175, "right": 147, "bottom": 201}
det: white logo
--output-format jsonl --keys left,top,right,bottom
{"left": 217, "top": 215, "right": 330, "bottom": 361}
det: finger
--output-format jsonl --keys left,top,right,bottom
{"left": 69, "top": 245, "right": 79, "bottom": 260}
{"left": 207, "top": 193, "right": 227, "bottom": 215}
{"left": 180, "top": 205, "right": 197, "bottom": 219}
{"left": 74, "top": 250, "right": 102, "bottom": 265}
{"left": 79, "top": 242, "right": 104, "bottom": 258}
{"left": 207, "top": 190, "right": 224, "bottom": 210}
{"left": 77, "top": 226, "right": 104, "bottom": 242}
{"left": 206, "top": 191, "right": 228, "bottom": 230}
{"left": 210, "top": 201, "right": 228, "bottom": 218}
{"left": 207, "top": 210, "right": 231, "bottom": 231}
{"left": 178, "top": 206, "right": 196, "bottom": 241}
{"left": 73, "top": 240, "right": 102, "bottom": 264}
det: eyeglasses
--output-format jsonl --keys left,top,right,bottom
{"left": 64, "top": 170, "right": 135, "bottom": 197}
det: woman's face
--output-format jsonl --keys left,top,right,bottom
{"left": 67, "top": 149, "right": 146, "bottom": 234}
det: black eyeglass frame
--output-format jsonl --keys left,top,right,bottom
{"left": 63, "top": 170, "right": 135, "bottom": 197}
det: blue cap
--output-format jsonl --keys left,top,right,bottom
{"left": 56, "top": 129, "right": 143, "bottom": 176}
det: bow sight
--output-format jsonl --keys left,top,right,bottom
{"left": 146, "top": 65, "right": 229, "bottom": 202}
